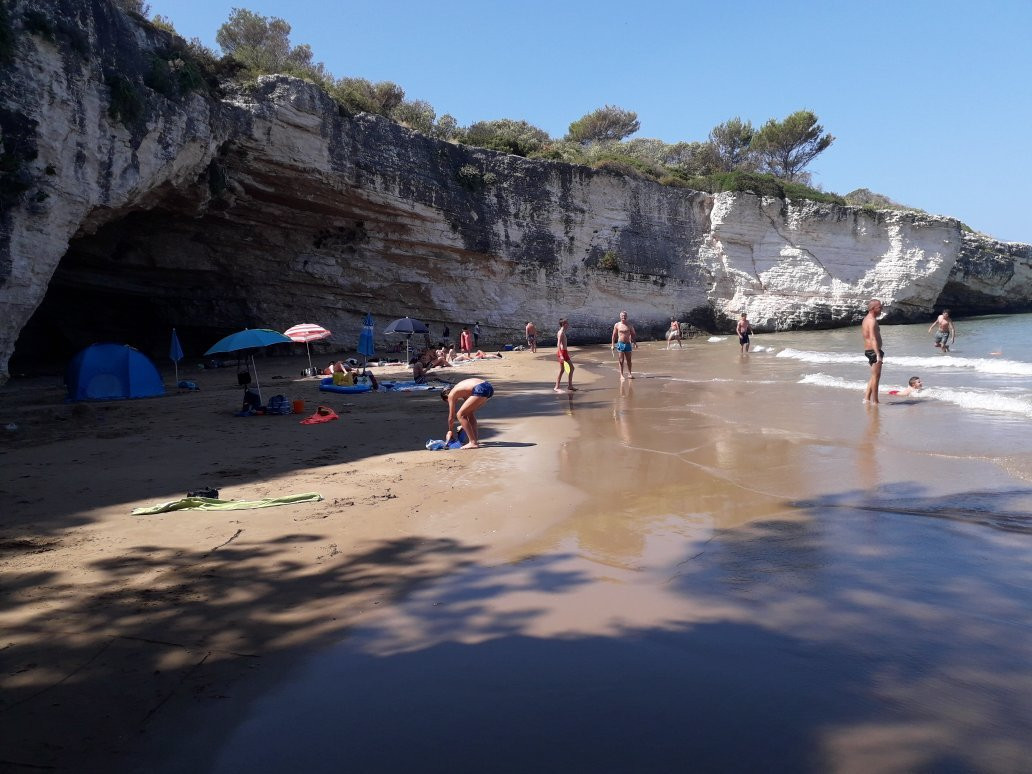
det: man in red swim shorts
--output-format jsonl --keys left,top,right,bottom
{"left": 554, "top": 318, "right": 576, "bottom": 392}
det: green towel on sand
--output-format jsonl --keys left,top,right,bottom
{"left": 132, "top": 492, "right": 323, "bottom": 515}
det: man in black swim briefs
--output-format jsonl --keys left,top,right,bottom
{"left": 861, "top": 299, "right": 884, "bottom": 403}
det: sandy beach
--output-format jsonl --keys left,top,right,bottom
{"left": 2, "top": 337, "right": 1031, "bottom": 772}
{"left": 0, "top": 350, "right": 590, "bottom": 769}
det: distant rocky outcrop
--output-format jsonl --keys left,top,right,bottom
{"left": 1, "top": 0, "right": 1030, "bottom": 381}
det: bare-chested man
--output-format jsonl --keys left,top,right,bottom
{"left": 928, "top": 309, "right": 956, "bottom": 353}
{"left": 736, "top": 313, "right": 753, "bottom": 354}
{"left": 554, "top": 318, "right": 576, "bottom": 392}
{"left": 441, "top": 377, "right": 494, "bottom": 449}
{"left": 862, "top": 298, "right": 884, "bottom": 403}
{"left": 666, "top": 318, "right": 682, "bottom": 349}
{"left": 611, "top": 310, "right": 638, "bottom": 379}
{"left": 525, "top": 321, "right": 537, "bottom": 353}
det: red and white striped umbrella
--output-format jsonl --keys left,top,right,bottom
{"left": 284, "top": 324, "right": 332, "bottom": 372}
{"left": 284, "top": 323, "right": 332, "bottom": 343}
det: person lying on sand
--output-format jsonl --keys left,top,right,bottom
{"left": 449, "top": 350, "right": 502, "bottom": 363}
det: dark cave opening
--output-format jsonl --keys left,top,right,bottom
{"left": 9, "top": 210, "right": 253, "bottom": 376}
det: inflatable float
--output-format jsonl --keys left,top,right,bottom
{"left": 319, "top": 377, "right": 372, "bottom": 394}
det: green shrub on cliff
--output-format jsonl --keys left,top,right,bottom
{"left": 679, "top": 170, "right": 844, "bottom": 205}
{"left": 592, "top": 153, "right": 664, "bottom": 181}
{"left": 216, "top": 8, "right": 326, "bottom": 84}
{"left": 106, "top": 74, "right": 144, "bottom": 123}
{"left": 844, "top": 188, "right": 926, "bottom": 216}
{"left": 144, "top": 48, "right": 210, "bottom": 97}
{"left": 330, "top": 77, "right": 404, "bottom": 116}
{"left": 598, "top": 250, "right": 621, "bottom": 272}
{"left": 457, "top": 164, "right": 497, "bottom": 190}
{"left": 460, "top": 119, "right": 551, "bottom": 157}
{"left": 566, "top": 105, "right": 640, "bottom": 144}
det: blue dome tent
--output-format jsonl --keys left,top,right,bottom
{"left": 65, "top": 343, "right": 165, "bottom": 401}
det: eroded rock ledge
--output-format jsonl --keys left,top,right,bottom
{"left": 1, "top": 0, "right": 1029, "bottom": 380}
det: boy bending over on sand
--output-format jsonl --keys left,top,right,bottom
{"left": 442, "top": 377, "right": 494, "bottom": 449}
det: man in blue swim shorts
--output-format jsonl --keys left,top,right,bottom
{"left": 610, "top": 310, "right": 638, "bottom": 379}
{"left": 441, "top": 377, "right": 494, "bottom": 449}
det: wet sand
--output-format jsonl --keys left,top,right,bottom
{"left": 2, "top": 342, "right": 1031, "bottom": 772}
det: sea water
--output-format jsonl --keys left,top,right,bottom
{"left": 777, "top": 312, "right": 1032, "bottom": 420}
{"left": 623, "top": 312, "right": 1032, "bottom": 476}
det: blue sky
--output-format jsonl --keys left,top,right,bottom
{"left": 148, "top": 0, "right": 1031, "bottom": 244}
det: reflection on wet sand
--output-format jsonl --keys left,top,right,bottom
{"left": 859, "top": 402, "right": 881, "bottom": 490}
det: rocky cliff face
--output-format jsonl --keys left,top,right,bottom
{"left": 1, "top": 0, "right": 1030, "bottom": 381}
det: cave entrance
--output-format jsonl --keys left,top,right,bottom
{"left": 10, "top": 209, "right": 239, "bottom": 377}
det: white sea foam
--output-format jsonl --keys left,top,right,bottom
{"left": 799, "top": 373, "right": 868, "bottom": 391}
{"left": 777, "top": 348, "right": 858, "bottom": 364}
{"left": 708, "top": 336, "right": 728, "bottom": 343}
{"left": 780, "top": 348, "right": 1032, "bottom": 376}
{"left": 888, "top": 355, "right": 1032, "bottom": 376}
{"left": 800, "top": 373, "right": 1032, "bottom": 418}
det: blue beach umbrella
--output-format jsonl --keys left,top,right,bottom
{"left": 205, "top": 328, "right": 292, "bottom": 402}
{"left": 205, "top": 328, "right": 293, "bottom": 355}
{"left": 358, "top": 313, "right": 375, "bottom": 364}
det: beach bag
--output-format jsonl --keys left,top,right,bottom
{"left": 267, "top": 394, "right": 291, "bottom": 415}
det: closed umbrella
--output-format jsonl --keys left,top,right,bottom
{"left": 284, "top": 323, "right": 332, "bottom": 374}
{"left": 205, "top": 328, "right": 292, "bottom": 403}
{"left": 170, "top": 328, "right": 184, "bottom": 387}
{"left": 357, "top": 313, "right": 375, "bottom": 365}
{"left": 383, "top": 317, "right": 428, "bottom": 363}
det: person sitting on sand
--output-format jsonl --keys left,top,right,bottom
{"left": 326, "top": 361, "right": 356, "bottom": 383}
{"left": 441, "top": 377, "right": 494, "bottom": 449}
{"left": 411, "top": 348, "right": 446, "bottom": 382}
{"left": 889, "top": 376, "right": 924, "bottom": 397}
{"left": 332, "top": 363, "right": 355, "bottom": 386}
